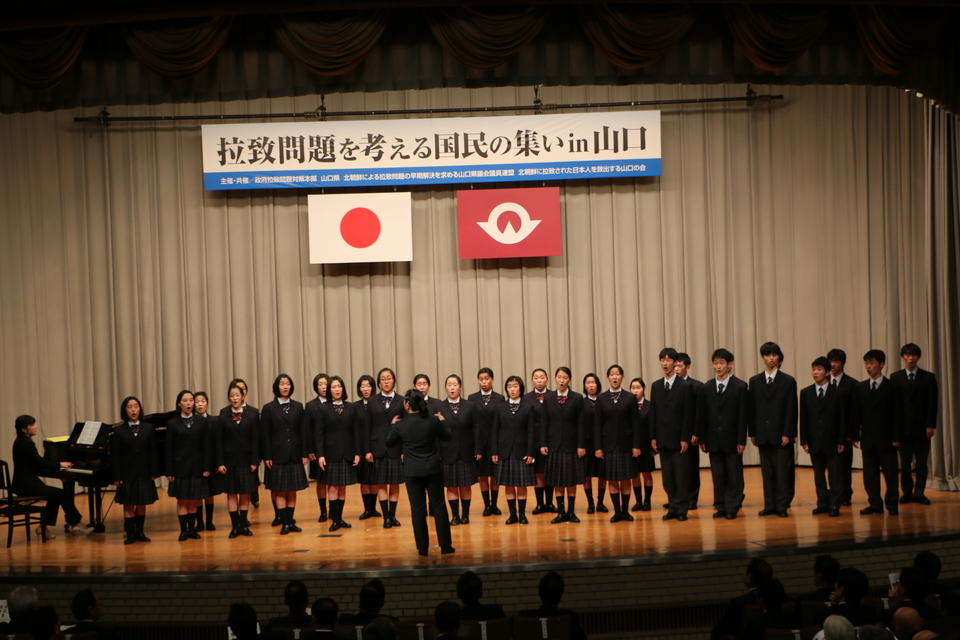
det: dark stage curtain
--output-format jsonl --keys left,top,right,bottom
{"left": 0, "top": 26, "right": 86, "bottom": 90}
{"left": 579, "top": 4, "right": 698, "bottom": 69}
{"left": 853, "top": 5, "right": 948, "bottom": 75}
{"left": 123, "top": 17, "right": 232, "bottom": 79}
{"left": 426, "top": 5, "right": 548, "bottom": 70}
{"left": 273, "top": 9, "right": 390, "bottom": 76}
{"left": 725, "top": 4, "right": 831, "bottom": 72}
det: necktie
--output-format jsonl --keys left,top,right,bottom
{"left": 664, "top": 381, "right": 671, "bottom": 393}
{"left": 818, "top": 387, "right": 824, "bottom": 399}
{"left": 450, "top": 401, "right": 460, "bottom": 414}
{"left": 183, "top": 416, "right": 194, "bottom": 428}
{"left": 482, "top": 394, "right": 491, "bottom": 406}
{"left": 510, "top": 403, "right": 519, "bottom": 414}
{"left": 611, "top": 391, "right": 621, "bottom": 404}
{"left": 872, "top": 381, "right": 878, "bottom": 391}
{"left": 718, "top": 383, "right": 725, "bottom": 395}
{"left": 131, "top": 423, "right": 140, "bottom": 435}
{"left": 909, "top": 372, "right": 915, "bottom": 383}
{"left": 281, "top": 403, "right": 290, "bottom": 415}
{"left": 232, "top": 411, "right": 242, "bottom": 423}
{"left": 557, "top": 395, "right": 566, "bottom": 406}
{"left": 831, "top": 379, "right": 837, "bottom": 387}
{"left": 767, "top": 377, "right": 773, "bottom": 386}
{"left": 335, "top": 404, "right": 343, "bottom": 415}
{"left": 536, "top": 391, "right": 545, "bottom": 403}
{"left": 380, "top": 395, "right": 391, "bottom": 410}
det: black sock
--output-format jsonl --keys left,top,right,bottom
{"left": 449, "top": 500, "right": 460, "bottom": 518}
{"left": 319, "top": 497, "right": 328, "bottom": 516}
{"left": 644, "top": 485, "right": 653, "bottom": 504}
{"left": 205, "top": 503, "right": 215, "bottom": 522}
{"left": 598, "top": 487, "right": 607, "bottom": 505}
{"left": 124, "top": 516, "right": 134, "bottom": 536}
{"left": 178, "top": 514, "right": 189, "bottom": 533}
{"left": 584, "top": 487, "right": 595, "bottom": 507}
{"left": 633, "top": 485, "right": 643, "bottom": 503}
{"left": 229, "top": 511, "right": 239, "bottom": 528}
{"left": 195, "top": 506, "right": 203, "bottom": 524}
{"left": 621, "top": 493, "right": 630, "bottom": 512}
{"left": 556, "top": 496, "right": 565, "bottom": 512}
{"left": 337, "top": 499, "right": 346, "bottom": 523}
{"left": 481, "top": 490, "right": 491, "bottom": 508}
{"left": 508, "top": 499, "right": 518, "bottom": 517}
{"left": 239, "top": 510, "right": 248, "bottom": 526}
{"left": 380, "top": 500, "right": 390, "bottom": 519}
{"left": 288, "top": 506, "right": 296, "bottom": 524}
{"left": 491, "top": 489, "right": 499, "bottom": 507}
{"left": 136, "top": 514, "right": 146, "bottom": 531}
{"left": 272, "top": 499, "right": 279, "bottom": 516}
{"left": 611, "top": 492, "right": 622, "bottom": 516}
{"left": 535, "top": 487, "right": 545, "bottom": 507}
{"left": 568, "top": 496, "right": 576, "bottom": 514}
{"left": 462, "top": 498, "right": 471, "bottom": 519}
{"left": 545, "top": 486, "right": 555, "bottom": 506}
{"left": 389, "top": 500, "right": 398, "bottom": 518}
{"left": 518, "top": 499, "right": 527, "bottom": 516}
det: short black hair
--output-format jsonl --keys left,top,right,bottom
{"left": 477, "top": 368, "right": 494, "bottom": 379}
{"left": 359, "top": 579, "right": 386, "bottom": 613}
{"left": 175, "top": 389, "right": 193, "bottom": 411}
{"left": 659, "top": 348, "right": 679, "bottom": 361}
{"left": 746, "top": 558, "right": 773, "bottom": 583}
{"left": 71, "top": 589, "right": 97, "bottom": 622}
{"left": 835, "top": 567, "right": 869, "bottom": 604}
{"left": 760, "top": 342, "right": 784, "bottom": 364}
{"left": 15, "top": 415, "right": 35, "bottom": 436}
{"left": 434, "top": 601, "right": 461, "bottom": 634}
{"left": 505, "top": 375, "right": 525, "bottom": 397}
{"left": 312, "top": 597, "right": 339, "bottom": 629}
{"left": 814, "top": 555, "right": 840, "bottom": 585}
{"left": 538, "top": 571, "right": 565, "bottom": 607}
{"left": 900, "top": 343, "right": 922, "bottom": 358}
{"left": 273, "top": 374, "right": 295, "bottom": 398}
{"left": 284, "top": 580, "right": 309, "bottom": 612}
{"left": 582, "top": 373, "right": 603, "bottom": 396}
{"left": 606, "top": 364, "right": 624, "bottom": 376}
{"left": 457, "top": 571, "right": 482, "bottom": 605}
{"left": 413, "top": 373, "right": 431, "bottom": 387}
{"left": 826, "top": 349, "right": 847, "bottom": 365}
{"left": 313, "top": 373, "right": 329, "bottom": 396}
{"left": 676, "top": 352, "right": 691, "bottom": 366}
{"left": 24, "top": 605, "right": 58, "bottom": 640}
{"left": 630, "top": 377, "right": 646, "bottom": 390}
{"left": 446, "top": 374, "right": 463, "bottom": 387}
{"left": 914, "top": 550, "right": 942, "bottom": 583}
{"left": 377, "top": 368, "right": 397, "bottom": 390}
{"left": 356, "top": 374, "right": 376, "bottom": 397}
{"left": 756, "top": 578, "right": 788, "bottom": 610}
{"left": 812, "top": 356, "right": 831, "bottom": 371}
{"left": 863, "top": 349, "right": 886, "bottom": 364}
{"left": 555, "top": 366, "right": 572, "bottom": 379}
{"left": 120, "top": 396, "right": 142, "bottom": 423}
{"left": 326, "top": 375, "right": 349, "bottom": 402}
{"left": 898, "top": 566, "right": 929, "bottom": 601}
{"left": 228, "top": 603, "right": 258, "bottom": 640}
{"left": 712, "top": 348, "right": 735, "bottom": 363}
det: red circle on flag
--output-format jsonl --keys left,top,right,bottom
{"left": 340, "top": 207, "right": 381, "bottom": 249}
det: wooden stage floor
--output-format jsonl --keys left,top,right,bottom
{"left": 4, "top": 468, "right": 959, "bottom": 579}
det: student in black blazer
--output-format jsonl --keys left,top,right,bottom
{"left": 437, "top": 375, "right": 481, "bottom": 525}
{"left": 696, "top": 349, "right": 748, "bottom": 519}
{"left": 113, "top": 396, "right": 159, "bottom": 544}
{"left": 367, "top": 367, "right": 405, "bottom": 529}
{"left": 261, "top": 373, "right": 308, "bottom": 535}
{"left": 492, "top": 376, "right": 539, "bottom": 524}
{"left": 354, "top": 374, "right": 380, "bottom": 521}
{"left": 800, "top": 357, "right": 847, "bottom": 517}
{"left": 891, "top": 343, "right": 939, "bottom": 504}
{"left": 386, "top": 389, "right": 454, "bottom": 556}
{"left": 165, "top": 390, "right": 212, "bottom": 541}
{"left": 467, "top": 368, "right": 504, "bottom": 517}
{"left": 593, "top": 364, "right": 642, "bottom": 522}
{"left": 675, "top": 353, "right": 703, "bottom": 510}
{"left": 315, "top": 376, "right": 362, "bottom": 532}
{"left": 827, "top": 349, "right": 859, "bottom": 506}
{"left": 305, "top": 373, "right": 330, "bottom": 523}
{"left": 748, "top": 341, "right": 798, "bottom": 517}
{"left": 581, "top": 373, "right": 609, "bottom": 514}
{"left": 414, "top": 374, "right": 445, "bottom": 416}
{"left": 524, "top": 368, "right": 556, "bottom": 515}
{"left": 218, "top": 382, "right": 260, "bottom": 538}
{"left": 650, "top": 348, "right": 696, "bottom": 521}
{"left": 851, "top": 349, "right": 904, "bottom": 515}
{"left": 193, "top": 391, "right": 223, "bottom": 533}
{"left": 629, "top": 378, "right": 655, "bottom": 512}
{"left": 540, "top": 367, "right": 586, "bottom": 523}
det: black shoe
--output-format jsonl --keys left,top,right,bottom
{"left": 596, "top": 503, "right": 609, "bottom": 513}
{"left": 241, "top": 516, "right": 251, "bottom": 528}
{"left": 777, "top": 510, "right": 788, "bottom": 518}
{"left": 713, "top": 511, "right": 727, "bottom": 519}
{"left": 677, "top": 514, "right": 688, "bottom": 521}
{"left": 280, "top": 525, "right": 291, "bottom": 535}
{"left": 640, "top": 502, "right": 651, "bottom": 512}
{"left": 662, "top": 512, "right": 678, "bottom": 521}
{"left": 370, "top": 509, "right": 381, "bottom": 517}
{"left": 888, "top": 509, "right": 899, "bottom": 516}
{"left": 289, "top": 523, "right": 302, "bottom": 532}
{"left": 318, "top": 514, "right": 328, "bottom": 523}
{"left": 188, "top": 530, "right": 201, "bottom": 540}
{"left": 662, "top": 503, "right": 670, "bottom": 509}
{"left": 567, "top": 512, "right": 580, "bottom": 523}
{"left": 441, "top": 546, "right": 456, "bottom": 555}
{"left": 505, "top": 515, "right": 518, "bottom": 525}
{"left": 532, "top": 505, "right": 545, "bottom": 515}
{"left": 229, "top": 528, "right": 239, "bottom": 539}
{"left": 383, "top": 518, "right": 392, "bottom": 529}
{"left": 329, "top": 522, "right": 341, "bottom": 532}
{"left": 124, "top": 535, "right": 137, "bottom": 545}
{"left": 841, "top": 500, "right": 852, "bottom": 507}
{"left": 622, "top": 512, "right": 635, "bottom": 522}
{"left": 899, "top": 495, "right": 912, "bottom": 504}
{"left": 450, "top": 516, "right": 462, "bottom": 526}
{"left": 358, "top": 510, "right": 373, "bottom": 520}
{"left": 136, "top": 532, "right": 151, "bottom": 542}
{"left": 205, "top": 521, "right": 216, "bottom": 531}
{"left": 812, "top": 507, "right": 829, "bottom": 515}
{"left": 689, "top": 504, "right": 698, "bottom": 511}
{"left": 490, "top": 505, "right": 501, "bottom": 515}
{"left": 271, "top": 516, "right": 282, "bottom": 527}
{"left": 546, "top": 504, "right": 558, "bottom": 513}
{"left": 391, "top": 518, "right": 401, "bottom": 527}
{"left": 631, "top": 502, "right": 643, "bottom": 512}
{"left": 519, "top": 514, "right": 529, "bottom": 525}
{"left": 586, "top": 505, "right": 596, "bottom": 514}
{"left": 860, "top": 506, "right": 882, "bottom": 515}
{"left": 338, "top": 521, "right": 351, "bottom": 529}
{"left": 610, "top": 513, "right": 623, "bottom": 523}
{"left": 195, "top": 520, "right": 205, "bottom": 532}
{"left": 914, "top": 495, "right": 931, "bottom": 505}
{"left": 758, "top": 508, "right": 777, "bottom": 516}
{"left": 460, "top": 515, "right": 470, "bottom": 524}
{"left": 178, "top": 532, "right": 188, "bottom": 541}
{"left": 418, "top": 548, "right": 428, "bottom": 557}
{"left": 725, "top": 513, "right": 737, "bottom": 520}
{"left": 829, "top": 509, "right": 840, "bottom": 517}
{"left": 482, "top": 506, "right": 492, "bottom": 516}
{"left": 551, "top": 513, "right": 568, "bottom": 524}
{"left": 240, "top": 527, "right": 253, "bottom": 536}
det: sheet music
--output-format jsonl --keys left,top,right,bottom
{"left": 77, "top": 421, "right": 101, "bottom": 446}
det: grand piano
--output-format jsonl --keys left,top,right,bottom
{"left": 42, "top": 411, "right": 174, "bottom": 532}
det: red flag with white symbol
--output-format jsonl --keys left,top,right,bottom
{"left": 457, "top": 187, "right": 562, "bottom": 259}
{"left": 308, "top": 193, "right": 412, "bottom": 264}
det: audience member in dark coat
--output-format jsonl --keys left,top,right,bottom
{"left": 518, "top": 572, "right": 587, "bottom": 640}
{"left": 228, "top": 602, "right": 261, "bottom": 640}
{"left": 69, "top": 589, "right": 121, "bottom": 640}
{"left": 311, "top": 597, "right": 339, "bottom": 639}
{"left": 927, "top": 587, "right": 960, "bottom": 635}
{"left": 435, "top": 601, "right": 462, "bottom": 640}
{"left": 741, "top": 579, "right": 800, "bottom": 640}
{"left": 890, "top": 343, "right": 939, "bottom": 504}
{"left": 814, "top": 567, "right": 878, "bottom": 628}
{"left": 884, "top": 566, "right": 940, "bottom": 624}
{"left": 795, "top": 555, "right": 839, "bottom": 619}
{"left": 265, "top": 581, "right": 312, "bottom": 633}
{"left": 456, "top": 571, "right": 506, "bottom": 621}
{"left": 339, "top": 579, "right": 398, "bottom": 626}
{"left": 711, "top": 559, "right": 773, "bottom": 640}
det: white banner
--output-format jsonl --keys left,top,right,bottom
{"left": 201, "top": 111, "right": 661, "bottom": 190}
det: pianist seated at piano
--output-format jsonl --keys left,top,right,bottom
{"left": 113, "top": 396, "right": 159, "bottom": 545}
{"left": 11, "top": 414, "right": 91, "bottom": 538}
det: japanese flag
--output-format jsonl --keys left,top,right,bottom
{"left": 308, "top": 193, "right": 413, "bottom": 264}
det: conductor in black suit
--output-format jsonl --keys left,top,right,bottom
{"left": 696, "top": 348, "right": 748, "bottom": 519}
{"left": 799, "top": 357, "right": 846, "bottom": 517}
{"left": 650, "top": 348, "right": 695, "bottom": 521}
{"left": 851, "top": 349, "right": 904, "bottom": 515}
{"left": 385, "top": 389, "right": 455, "bottom": 556}
{"left": 891, "top": 343, "right": 939, "bottom": 505}
{"left": 748, "top": 341, "right": 798, "bottom": 517}
{"left": 827, "top": 348, "right": 858, "bottom": 506}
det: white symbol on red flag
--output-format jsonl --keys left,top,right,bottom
{"left": 476, "top": 202, "right": 541, "bottom": 245}
{"left": 308, "top": 193, "right": 412, "bottom": 264}
{"left": 457, "top": 187, "right": 562, "bottom": 260}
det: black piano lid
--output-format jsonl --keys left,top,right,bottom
{"left": 64, "top": 421, "right": 113, "bottom": 450}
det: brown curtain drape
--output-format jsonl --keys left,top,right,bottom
{"left": 853, "top": 5, "right": 948, "bottom": 75}
{"left": 579, "top": 4, "right": 697, "bottom": 70}
{"left": 426, "top": 5, "right": 548, "bottom": 70}
{"left": 123, "top": 17, "right": 232, "bottom": 79}
{"left": 725, "top": 4, "right": 830, "bottom": 72}
{"left": 0, "top": 26, "right": 86, "bottom": 90}
{"left": 273, "top": 10, "right": 390, "bottom": 77}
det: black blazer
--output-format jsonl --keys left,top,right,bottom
{"left": 437, "top": 398, "right": 481, "bottom": 464}
{"left": 165, "top": 415, "right": 211, "bottom": 479}
{"left": 649, "top": 377, "right": 695, "bottom": 450}
{"left": 10, "top": 435, "right": 61, "bottom": 496}
{"left": 799, "top": 383, "right": 845, "bottom": 454}
{"left": 492, "top": 401, "right": 539, "bottom": 460}
{"left": 386, "top": 413, "right": 450, "bottom": 476}
{"left": 260, "top": 399, "right": 307, "bottom": 464}
{"left": 467, "top": 391, "right": 504, "bottom": 456}
{"left": 748, "top": 370, "right": 799, "bottom": 445}
{"left": 112, "top": 422, "right": 159, "bottom": 482}
{"left": 696, "top": 376, "right": 749, "bottom": 454}
{"left": 216, "top": 405, "right": 260, "bottom": 469}
{"left": 367, "top": 393, "right": 405, "bottom": 459}
{"left": 314, "top": 401, "right": 363, "bottom": 464}
{"left": 303, "top": 396, "right": 325, "bottom": 457}
{"left": 540, "top": 391, "right": 585, "bottom": 453}
{"left": 582, "top": 396, "right": 599, "bottom": 452}
{"left": 890, "top": 367, "right": 939, "bottom": 439}
{"left": 851, "top": 377, "right": 904, "bottom": 452}
{"left": 831, "top": 372, "right": 859, "bottom": 438}
{"left": 593, "top": 389, "right": 641, "bottom": 453}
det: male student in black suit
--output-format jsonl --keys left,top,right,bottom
{"left": 851, "top": 349, "right": 904, "bottom": 515}
{"left": 800, "top": 357, "right": 847, "bottom": 517}
{"left": 890, "top": 343, "right": 939, "bottom": 505}
{"left": 650, "top": 347, "right": 695, "bottom": 522}
{"left": 748, "top": 341, "right": 798, "bottom": 518}
{"left": 696, "top": 348, "right": 748, "bottom": 520}
{"left": 675, "top": 353, "right": 703, "bottom": 510}
{"left": 456, "top": 571, "right": 505, "bottom": 621}
{"left": 827, "top": 348, "right": 859, "bottom": 506}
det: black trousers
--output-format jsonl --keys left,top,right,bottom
{"left": 23, "top": 483, "right": 82, "bottom": 527}
{"left": 899, "top": 437, "right": 932, "bottom": 497}
{"left": 862, "top": 448, "right": 899, "bottom": 511}
{"left": 758, "top": 444, "right": 794, "bottom": 512}
{"left": 810, "top": 451, "right": 844, "bottom": 510}
{"left": 404, "top": 473, "right": 452, "bottom": 553}
{"left": 840, "top": 441, "right": 854, "bottom": 502}
{"left": 660, "top": 448, "right": 689, "bottom": 516}
{"left": 708, "top": 451, "right": 744, "bottom": 515}
{"left": 683, "top": 445, "right": 701, "bottom": 506}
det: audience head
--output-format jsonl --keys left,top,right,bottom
{"left": 892, "top": 606, "right": 923, "bottom": 640}
{"left": 914, "top": 551, "right": 942, "bottom": 584}
{"left": 311, "top": 597, "right": 339, "bottom": 631}
{"left": 360, "top": 579, "right": 386, "bottom": 613}
{"left": 756, "top": 578, "right": 788, "bottom": 611}
{"left": 434, "top": 601, "right": 461, "bottom": 635}
{"left": 744, "top": 558, "right": 773, "bottom": 588}
{"left": 24, "top": 605, "right": 58, "bottom": 640}
{"left": 538, "top": 571, "right": 565, "bottom": 608}
{"left": 822, "top": 614, "right": 856, "bottom": 640}
{"left": 456, "top": 571, "right": 483, "bottom": 606}
{"left": 228, "top": 603, "right": 258, "bottom": 640}
{"left": 8, "top": 586, "right": 39, "bottom": 622}
{"left": 284, "top": 580, "right": 309, "bottom": 613}
{"left": 897, "top": 566, "right": 930, "bottom": 601}
{"left": 364, "top": 616, "right": 397, "bottom": 640}
{"left": 813, "top": 554, "right": 840, "bottom": 587}
{"left": 71, "top": 589, "right": 101, "bottom": 622}
{"left": 939, "top": 586, "right": 960, "bottom": 617}
{"left": 834, "top": 568, "right": 870, "bottom": 605}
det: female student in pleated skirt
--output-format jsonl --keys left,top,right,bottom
{"left": 113, "top": 396, "right": 159, "bottom": 544}
{"left": 218, "top": 382, "right": 260, "bottom": 538}
{"left": 491, "top": 376, "right": 538, "bottom": 524}
{"left": 261, "top": 373, "right": 308, "bottom": 535}
{"left": 316, "top": 376, "right": 363, "bottom": 531}
{"left": 165, "top": 390, "right": 212, "bottom": 541}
